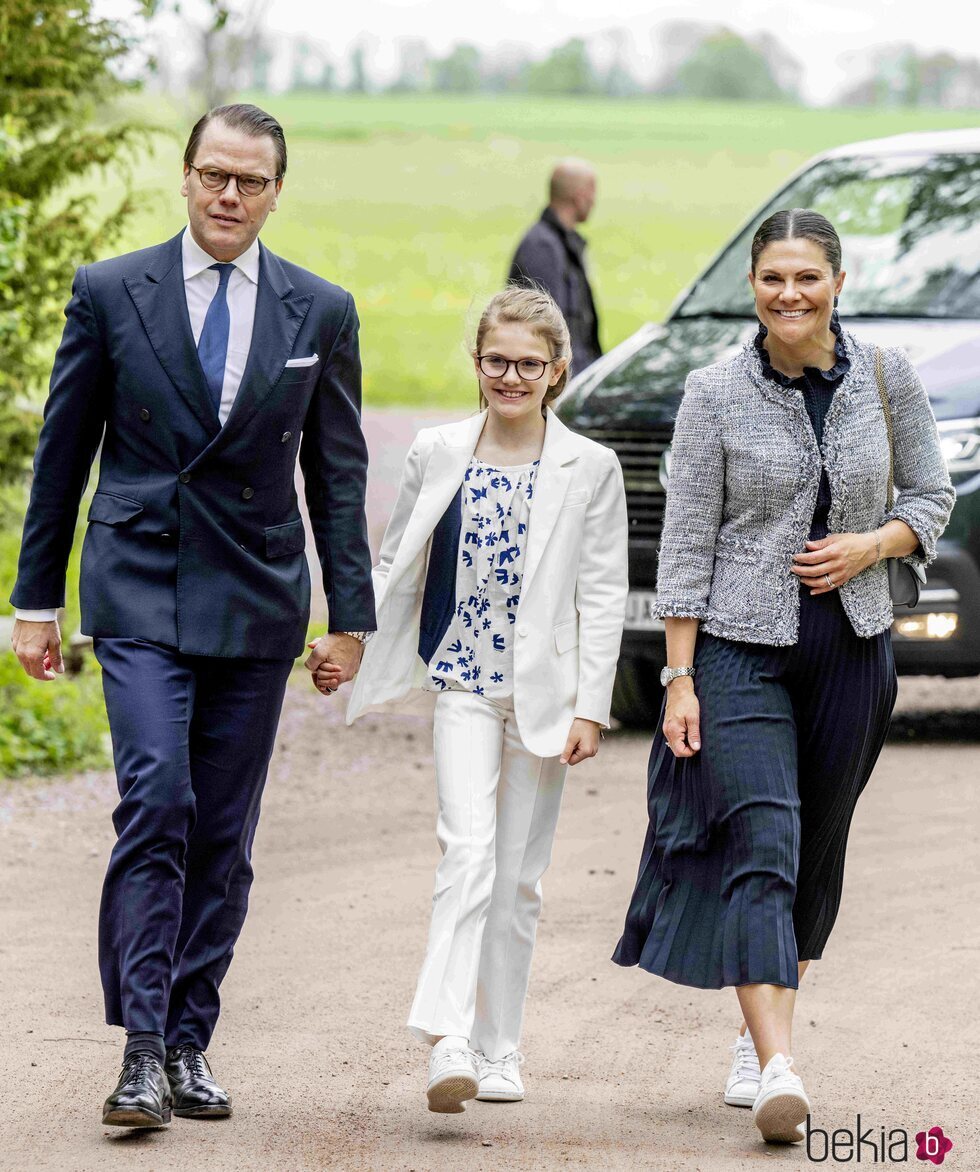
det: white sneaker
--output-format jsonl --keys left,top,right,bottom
{"left": 475, "top": 1051, "right": 525, "bottom": 1102}
{"left": 426, "top": 1036, "right": 479, "bottom": 1114}
{"left": 724, "top": 1032, "right": 761, "bottom": 1107}
{"left": 751, "top": 1053, "right": 810, "bottom": 1143}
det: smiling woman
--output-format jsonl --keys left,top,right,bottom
{"left": 748, "top": 208, "right": 845, "bottom": 377}
{"left": 613, "top": 205, "right": 954, "bottom": 1146}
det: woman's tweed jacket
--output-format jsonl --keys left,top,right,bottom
{"left": 654, "top": 331, "right": 954, "bottom": 643}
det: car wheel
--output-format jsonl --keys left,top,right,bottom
{"left": 611, "top": 655, "right": 666, "bottom": 729}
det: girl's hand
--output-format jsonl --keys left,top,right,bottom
{"left": 560, "top": 718, "right": 601, "bottom": 766}
{"left": 663, "top": 679, "right": 701, "bottom": 757}
{"left": 791, "top": 532, "right": 878, "bottom": 594}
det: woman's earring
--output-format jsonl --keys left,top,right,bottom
{"left": 834, "top": 295, "right": 839, "bottom": 308}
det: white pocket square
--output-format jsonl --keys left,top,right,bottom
{"left": 285, "top": 354, "right": 319, "bottom": 368}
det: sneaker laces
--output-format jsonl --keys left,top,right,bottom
{"left": 762, "top": 1053, "right": 803, "bottom": 1089}
{"left": 431, "top": 1046, "right": 473, "bottom": 1077}
{"left": 730, "top": 1036, "right": 761, "bottom": 1083}
{"left": 480, "top": 1051, "right": 525, "bottom": 1081}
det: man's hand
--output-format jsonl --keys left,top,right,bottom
{"left": 560, "top": 718, "right": 602, "bottom": 766}
{"left": 305, "top": 633, "right": 364, "bottom": 697}
{"left": 11, "top": 618, "right": 64, "bottom": 681}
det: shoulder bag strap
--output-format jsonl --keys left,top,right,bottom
{"left": 873, "top": 346, "right": 896, "bottom": 512}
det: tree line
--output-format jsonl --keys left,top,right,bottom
{"left": 185, "top": 24, "right": 805, "bottom": 105}
{"left": 168, "top": 17, "right": 980, "bottom": 110}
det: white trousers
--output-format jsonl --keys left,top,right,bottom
{"left": 407, "top": 689, "right": 567, "bottom": 1061}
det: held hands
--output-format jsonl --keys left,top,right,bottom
{"left": 663, "top": 677, "right": 701, "bottom": 758}
{"left": 305, "top": 633, "right": 364, "bottom": 698}
{"left": 560, "top": 718, "right": 602, "bottom": 766}
{"left": 11, "top": 619, "right": 64, "bottom": 681}
{"left": 791, "top": 532, "right": 878, "bottom": 595}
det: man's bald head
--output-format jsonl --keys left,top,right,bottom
{"left": 549, "top": 158, "right": 597, "bottom": 226}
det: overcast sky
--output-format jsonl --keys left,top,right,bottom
{"left": 103, "top": 0, "right": 980, "bottom": 104}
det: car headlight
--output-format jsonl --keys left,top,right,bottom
{"left": 937, "top": 418, "right": 980, "bottom": 474}
{"left": 659, "top": 444, "right": 672, "bottom": 490}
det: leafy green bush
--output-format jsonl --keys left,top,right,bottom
{"left": 0, "top": 652, "right": 108, "bottom": 778}
{"left": 1, "top": 481, "right": 88, "bottom": 629}
{"left": 2, "top": 480, "right": 105, "bottom": 780}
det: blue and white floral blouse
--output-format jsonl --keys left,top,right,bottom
{"left": 426, "top": 457, "right": 539, "bottom": 698}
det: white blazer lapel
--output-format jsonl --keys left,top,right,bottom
{"left": 384, "top": 412, "right": 486, "bottom": 595}
{"left": 521, "top": 409, "right": 578, "bottom": 595}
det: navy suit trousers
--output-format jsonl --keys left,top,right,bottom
{"left": 94, "top": 638, "right": 292, "bottom": 1048}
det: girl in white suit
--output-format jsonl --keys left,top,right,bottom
{"left": 342, "top": 288, "right": 628, "bottom": 1113}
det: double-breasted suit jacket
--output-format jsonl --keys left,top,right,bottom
{"left": 11, "top": 230, "right": 376, "bottom": 657}
{"left": 347, "top": 408, "right": 629, "bottom": 757}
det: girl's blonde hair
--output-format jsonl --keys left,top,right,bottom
{"left": 473, "top": 285, "right": 572, "bottom": 409}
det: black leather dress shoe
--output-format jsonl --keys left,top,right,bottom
{"left": 165, "top": 1045, "right": 232, "bottom": 1118}
{"left": 102, "top": 1054, "right": 172, "bottom": 1127}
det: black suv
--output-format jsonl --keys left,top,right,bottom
{"left": 558, "top": 129, "right": 980, "bottom": 726}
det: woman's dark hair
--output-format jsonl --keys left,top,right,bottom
{"left": 184, "top": 103, "right": 287, "bottom": 179}
{"left": 750, "top": 209, "right": 842, "bottom": 275}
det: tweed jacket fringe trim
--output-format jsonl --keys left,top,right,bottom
{"left": 654, "top": 330, "right": 955, "bottom": 644}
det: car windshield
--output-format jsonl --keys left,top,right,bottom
{"left": 678, "top": 152, "right": 980, "bottom": 320}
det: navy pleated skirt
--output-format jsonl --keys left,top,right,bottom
{"left": 612, "top": 585, "right": 897, "bottom": 990}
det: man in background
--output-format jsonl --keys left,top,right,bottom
{"left": 508, "top": 159, "right": 602, "bottom": 376}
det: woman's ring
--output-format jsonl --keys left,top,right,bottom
{"left": 824, "top": 573, "right": 835, "bottom": 588}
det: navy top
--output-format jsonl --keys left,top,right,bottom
{"left": 754, "top": 313, "right": 850, "bottom": 538}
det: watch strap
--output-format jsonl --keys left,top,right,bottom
{"left": 661, "top": 665, "right": 695, "bottom": 687}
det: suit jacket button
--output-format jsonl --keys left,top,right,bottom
{"left": 139, "top": 408, "right": 151, "bottom": 422}
{"left": 160, "top": 532, "right": 172, "bottom": 540}
{"left": 518, "top": 627, "right": 528, "bottom": 637}
{"left": 241, "top": 486, "right": 254, "bottom": 500}
{"left": 281, "top": 431, "right": 292, "bottom": 443}
{"left": 178, "top": 472, "right": 191, "bottom": 484}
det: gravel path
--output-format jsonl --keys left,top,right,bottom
{"left": 1, "top": 672, "right": 978, "bottom": 1171}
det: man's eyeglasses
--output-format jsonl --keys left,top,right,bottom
{"left": 478, "top": 355, "right": 552, "bottom": 381}
{"left": 187, "top": 164, "right": 279, "bottom": 198}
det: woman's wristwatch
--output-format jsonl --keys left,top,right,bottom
{"left": 660, "top": 666, "right": 695, "bottom": 688}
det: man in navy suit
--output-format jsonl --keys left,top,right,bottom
{"left": 9, "top": 104, "right": 375, "bottom": 1128}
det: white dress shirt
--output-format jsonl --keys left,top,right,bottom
{"left": 181, "top": 226, "right": 259, "bottom": 426}
{"left": 16, "top": 227, "right": 261, "bottom": 623}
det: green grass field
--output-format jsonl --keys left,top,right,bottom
{"left": 74, "top": 93, "right": 980, "bottom": 411}
{"left": 97, "top": 94, "right": 980, "bottom": 408}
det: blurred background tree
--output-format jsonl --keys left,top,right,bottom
{"left": 527, "top": 38, "right": 600, "bottom": 96}
{"left": 669, "top": 30, "right": 793, "bottom": 101}
{"left": 0, "top": 0, "right": 148, "bottom": 488}
{"left": 189, "top": 0, "right": 269, "bottom": 109}
{"left": 432, "top": 44, "right": 483, "bottom": 94}
{"left": 840, "top": 45, "right": 980, "bottom": 108}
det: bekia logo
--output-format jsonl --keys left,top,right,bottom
{"left": 806, "top": 1116, "right": 954, "bottom": 1164}
{"left": 916, "top": 1128, "right": 954, "bottom": 1166}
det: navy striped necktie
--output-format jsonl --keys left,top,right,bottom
{"left": 197, "top": 262, "right": 235, "bottom": 416}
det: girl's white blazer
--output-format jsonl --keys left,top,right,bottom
{"left": 346, "top": 408, "right": 629, "bottom": 758}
